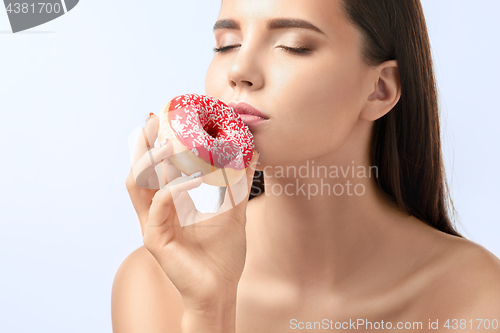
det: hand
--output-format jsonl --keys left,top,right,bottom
{"left": 125, "top": 113, "right": 183, "bottom": 234}
{"left": 125, "top": 112, "right": 260, "bottom": 312}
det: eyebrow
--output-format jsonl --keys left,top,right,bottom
{"left": 213, "top": 18, "right": 325, "bottom": 35}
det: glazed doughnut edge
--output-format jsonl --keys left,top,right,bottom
{"left": 157, "top": 102, "right": 248, "bottom": 188}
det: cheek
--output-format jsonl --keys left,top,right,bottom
{"left": 274, "top": 58, "right": 365, "bottom": 156}
{"left": 205, "top": 61, "right": 225, "bottom": 98}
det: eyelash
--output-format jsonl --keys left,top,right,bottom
{"left": 213, "top": 44, "right": 312, "bottom": 55}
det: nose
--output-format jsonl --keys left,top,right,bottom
{"left": 227, "top": 47, "right": 264, "bottom": 91}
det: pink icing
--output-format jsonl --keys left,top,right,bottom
{"left": 167, "top": 94, "right": 254, "bottom": 170}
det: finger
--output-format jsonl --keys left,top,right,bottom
{"left": 142, "top": 177, "right": 203, "bottom": 270}
{"left": 132, "top": 139, "right": 174, "bottom": 189}
{"left": 146, "top": 172, "right": 204, "bottom": 245}
{"left": 154, "top": 156, "right": 183, "bottom": 189}
{"left": 125, "top": 170, "right": 157, "bottom": 232}
{"left": 125, "top": 113, "right": 159, "bottom": 230}
{"left": 144, "top": 186, "right": 176, "bottom": 250}
{"left": 167, "top": 173, "right": 205, "bottom": 227}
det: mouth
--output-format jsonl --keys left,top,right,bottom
{"left": 228, "top": 101, "right": 269, "bottom": 127}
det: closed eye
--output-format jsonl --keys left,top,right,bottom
{"left": 213, "top": 45, "right": 313, "bottom": 55}
{"left": 278, "top": 46, "right": 312, "bottom": 55}
{"left": 213, "top": 45, "right": 241, "bottom": 53}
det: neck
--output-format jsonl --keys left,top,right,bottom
{"left": 245, "top": 152, "right": 410, "bottom": 294}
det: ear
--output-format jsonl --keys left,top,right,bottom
{"left": 359, "top": 60, "right": 401, "bottom": 122}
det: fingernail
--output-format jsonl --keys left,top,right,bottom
{"left": 190, "top": 171, "right": 202, "bottom": 179}
{"left": 159, "top": 138, "right": 168, "bottom": 147}
{"left": 145, "top": 112, "right": 155, "bottom": 122}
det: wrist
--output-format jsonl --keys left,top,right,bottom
{"left": 182, "top": 300, "right": 237, "bottom": 333}
{"left": 182, "top": 286, "right": 238, "bottom": 312}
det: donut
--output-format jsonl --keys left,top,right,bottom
{"left": 157, "top": 93, "right": 255, "bottom": 187}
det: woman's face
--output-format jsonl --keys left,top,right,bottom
{"left": 206, "top": 0, "right": 375, "bottom": 168}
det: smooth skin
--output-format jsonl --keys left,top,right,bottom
{"left": 112, "top": 0, "right": 500, "bottom": 332}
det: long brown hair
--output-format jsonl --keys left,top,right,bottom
{"left": 249, "top": 0, "right": 462, "bottom": 237}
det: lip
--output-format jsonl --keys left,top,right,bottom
{"left": 236, "top": 113, "right": 269, "bottom": 127}
{"left": 227, "top": 101, "right": 270, "bottom": 120}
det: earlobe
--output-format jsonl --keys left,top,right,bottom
{"left": 360, "top": 60, "right": 401, "bottom": 122}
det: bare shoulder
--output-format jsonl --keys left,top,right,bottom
{"left": 446, "top": 237, "right": 500, "bottom": 314}
{"left": 111, "top": 245, "right": 184, "bottom": 333}
{"left": 417, "top": 233, "right": 500, "bottom": 319}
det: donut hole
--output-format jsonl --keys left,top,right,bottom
{"left": 204, "top": 123, "right": 220, "bottom": 139}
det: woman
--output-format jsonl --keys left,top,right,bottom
{"left": 112, "top": 0, "right": 500, "bottom": 332}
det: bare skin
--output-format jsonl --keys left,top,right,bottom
{"left": 112, "top": 196, "right": 500, "bottom": 332}
{"left": 112, "top": 0, "right": 500, "bottom": 332}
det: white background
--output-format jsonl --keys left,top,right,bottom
{"left": 0, "top": 1, "right": 498, "bottom": 332}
